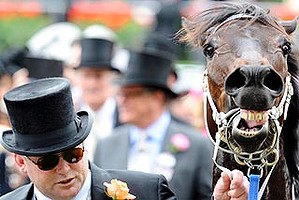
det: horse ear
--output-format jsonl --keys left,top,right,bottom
{"left": 181, "top": 17, "right": 191, "bottom": 29}
{"left": 280, "top": 17, "right": 298, "bottom": 34}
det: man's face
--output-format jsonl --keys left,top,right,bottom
{"left": 77, "top": 68, "right": 117, "bottom": 110}
{"left": 15, "top": 146, "right": 89, "bottom": 200}
{"left": 117, "top": 86, "right": 157, "bottom": 126}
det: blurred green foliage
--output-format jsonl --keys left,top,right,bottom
{"left": 0, "top": 15, "right": 146, "bottom": 55}
{"left": 0, "top": 16, "right": 51, "bottom": 53}
{"left": 75, "top": 20, "right": 146, "bottom": 49}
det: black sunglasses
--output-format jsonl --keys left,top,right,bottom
{"left": 26, "top": 147, "right": 84, "bottom": 171}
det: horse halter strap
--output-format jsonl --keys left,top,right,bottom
{"left": 203, "top": 69, "right": 294, "bottom": 199}
{"left": 210, "top": 13, "right": 254, "bottom": 35}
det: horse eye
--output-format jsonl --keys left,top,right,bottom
{"left": 281, "top": 42, "right": 291, "bottom": 55}
{"left": 203, "top": 44, "right": 215, "bottom": 58}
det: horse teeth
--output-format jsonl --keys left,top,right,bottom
{"left": 239, "top": 130, "right": 258, "bottom": 137}
{"left": 240, "top": 110, "right": 268, "bottom": 121}
{"left": 241, "top": 112, "right": 248, "bottom": 120}
{"left": 256, "top": 113, "right": 262, "bottom": 120}
{"left": 248, "top": 113, "right": 255, "bottom": 121}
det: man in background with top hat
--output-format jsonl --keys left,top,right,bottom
{"left": 0, "top": 77, "right": 176, "bottom": 200}
{"left": 0, "top": 63, "right": 29, "bottom": 196}
{"left": 93, "top": 49, "right": 214, "bottom": 200}
{"left": 75, "top": 25, "right": 125, "bottom": 161}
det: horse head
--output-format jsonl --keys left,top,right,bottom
{"left": 179, "top": 2, "right": 299, "bottom": 199}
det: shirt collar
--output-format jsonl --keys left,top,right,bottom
{"left": 130, "top": 110, "right": 171, "bottom": 144}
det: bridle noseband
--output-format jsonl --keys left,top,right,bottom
{"left": 204, "top": 68, "right": 293, "bottom": 199}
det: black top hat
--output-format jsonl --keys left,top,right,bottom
{"left": 142, "top": 32, "right": 176, "bottom": 59}
{"left": 0, "top": 78, "right": 93, "bottom": 156}
{"left": 142, "top": 33, "right": 178, "bottom": 79}
{"left": 24, "top": 56, "right": 63, "bottom": 79}
{"left": 121, "top": 50, "right": 178, "bottom": 98}
{"left": 77, "top": 38, "right": 119, "bottom": 72}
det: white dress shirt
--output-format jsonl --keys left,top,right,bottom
{"left": 127, "top": 110, "right": 171, "bottom": 172}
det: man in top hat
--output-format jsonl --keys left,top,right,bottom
{"left": 24, "top": 56, "right": 63, "bottom": 80}
{"left": 0, "top": 61, "right": 30, "bottom": 196}
{"left": 93, "top": 49, "right": 214, "bottom": 200}
{"left": 141, "top": 32, "right": 178, "bottom": 88}
{"left": 0, "top": 77, "right": 176, "bottom": 200}
{"left": 75, "top": 36, "right": 122, "bottom": 161}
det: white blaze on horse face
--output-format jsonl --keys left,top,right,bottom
{"left": 239, "top": 50, "right": 263, "bottom": 65}
{"left": 236, "top": 38, "right": 265, "bottom": 65}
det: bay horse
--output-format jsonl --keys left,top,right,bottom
{"left": 179, "top": 2, "right": 299, "bottom": 200}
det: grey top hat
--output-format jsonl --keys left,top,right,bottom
{"left": 121, "top": 50, "right": 178, "bottom": 98}
{"left": 77, "top": 38, "right": 120, "bottom": 72}
{"left": 0, "top": 77, "right": 93, "bottom": 156}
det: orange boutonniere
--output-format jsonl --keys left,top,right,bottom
{"left": 104, "top": 179, "right": 136, "bottom": 200}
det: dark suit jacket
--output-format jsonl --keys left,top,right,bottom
{"left": 0, "top": 153, "right": 12, "bottom": 196}
{"left": 94, "top": 120, "right": 214, "bottom": 200}
{"left": 0, "top": 163, "right": 176, "bottom": 200}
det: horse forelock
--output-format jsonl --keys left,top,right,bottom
{"left": 179, "top": 2, "right": 287, "bottom": 47}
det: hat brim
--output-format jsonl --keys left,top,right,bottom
{"left": 1, "top": 111, "right": 93, "bottom": 156}
{"left": 76, "top": 64, "right": 121, "bottom": 73}
{"left": 121, "top": 79, "right": 178, "bottom": 99}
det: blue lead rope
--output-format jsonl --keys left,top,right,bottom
{"left": 248, "top": 174, "right": 260, "bottom": 200}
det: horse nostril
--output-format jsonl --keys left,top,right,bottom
{"left": 225, "top": 68, "right": 246, "bottom": 95}
{"left": 225, "top": 66, "right": 283, "bottom": 97}
{"left": 263, "top": 70, "right": 283, "bottom": 96}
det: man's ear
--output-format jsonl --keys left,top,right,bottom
{"left": 14, "top": 154, "right": 27, "bottom": 174}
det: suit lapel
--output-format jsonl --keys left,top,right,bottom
{"left": 161, "top": 119, "right": 179, "bottom": 153}
{"left": 90, "top": 163, "right": 112, "bottom": 200}
{"left": 115, "top": 131, "right": 130, "bottom": 169}
{"left": 7, "top": 183, "right": 34, "bottom": 200}
{"left": 106, "top": 127, "right": 130, "bottom": 169}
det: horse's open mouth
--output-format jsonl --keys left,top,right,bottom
{"left": 230, "top": 109, "right": 269, "bottom": 152}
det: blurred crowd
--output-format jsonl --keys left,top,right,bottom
{"left": 0, "top": 0, "right": 296, "bottom": 199}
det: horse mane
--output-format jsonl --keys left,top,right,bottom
{"left": 284, "top": 52, "right": 299, "bottom": 185}
{"left": 179, "top": 2, "right": 288, "bottom": 47}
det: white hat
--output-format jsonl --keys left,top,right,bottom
{"left": 26, "top": 22, "right": 81, "bottom": 62}
{"left": 83, "top": 24, "right": 117, "bottom": 42}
